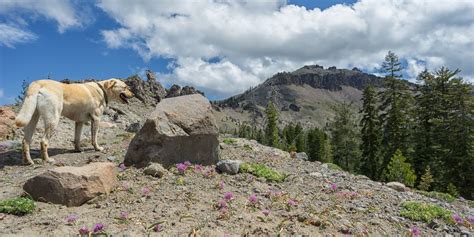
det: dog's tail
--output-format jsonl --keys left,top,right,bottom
{"left": 15, "top": 83, "right": 40, "bottom": 127}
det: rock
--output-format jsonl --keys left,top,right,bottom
{"left": 386, "top": 182, "right": 408, "bottom": 192}
{"left": 23, "top": 162, "right": 117, "bottom": 206}
{"left": 0, "top": 107, "right": 16, "bottom": 140}
{"left": 216, "top": 160, "right": 243, "bottom": 175}
{"left": 126, "top": 122, "right": 142, "bottom": 133}
{"left": 295, "top": 152, "right": 309, "bottom": 161}
{"left": 124, "top": 94, "right": 220, "bottom": 168}
{"left": 106, "top": 156, "right": 116, "bottom": 162}
{"left": 144, "top": 163, "right": 168, "bottom": 178}
{"left": 309, "top": 172, "right": 323, "bottom": 178}
{"left": 0, "top": 140, "right": 21, "bottom": 152}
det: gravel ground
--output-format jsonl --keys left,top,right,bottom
{"left": 0, "top": 103, "right": 473, "bottom": 236}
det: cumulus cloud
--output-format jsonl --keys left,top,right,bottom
{"left": 97, "top": 0, "right": 473, "bottom": 96}
{"left": 0, "top": 23, "right": 37, "bottom": 47}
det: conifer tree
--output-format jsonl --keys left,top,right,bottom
{"left": 264, "top": 102, "right": 279, "bottom": 147}
{"left": 306, "top": 128, "right": 327, "bottom": 162}
{"left": 379, "top": 51, "right": 413, "bottom": 177}
{"left": 417, "top": 166, "right": 433, "bottom": 191}
{"left": 328, "top": 102, "right": 361, "bottom": 172}
{"left": 360, "top": 85, "right": 382, "bottom": 180}
{"left": 383, "top": 149, "right": 416, "bottom": 187}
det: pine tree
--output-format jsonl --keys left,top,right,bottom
{"left": 414, "top": 67, "right": 473, "bottom": 198}
{"left": 264, "top": 102, "right": 279, "bottom": 147}
{"left": 15, "top": 80, "right": 29, "bottom": 105}
{"left": 417, "top": 166, "right": 433, "bottom": 191}
{"left": 379, "top": 51, "right": 413, "bottom": 178}
{"left": 360, "top": 85, "right": 382, "bottom": 180}
{"left": 328, "top": 102, "right": 361, "bottom": 172}
{"left": 383, "top": 149, "right": 417, "bottom": 187}
{"left": 306, "top": 128, "right": 327, "bottom": 162}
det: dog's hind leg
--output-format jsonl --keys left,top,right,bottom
{"left": 91, "top": 116, "right": 104, "bottom": 152}
{"left": 22, "top": 110, "right": 39, "bottom": 165}
{"left": 38, "top": 94, "right": 61, "bottom": 164}
{"left": 74, "top": 122, "right": 84, "bottom": 152}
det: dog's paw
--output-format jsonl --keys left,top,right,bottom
{"left": 23, "top": 159, "right": 35, "bottom": 166}
{"left": 44, "top": 158, "right": 55, "bottom": 164}
{"left": 94, "top": 146, "right": 104, "bottom": 152}
{"left": 74, "top": 147, "right": 84, "bottom": 153}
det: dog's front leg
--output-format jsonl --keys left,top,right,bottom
{"left": 74, "top": 122, "right": 84, "bottom": 152}
{"left": 91, "top": 118, "right": 104, "bottom": 152}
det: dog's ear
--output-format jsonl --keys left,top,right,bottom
{"left": 105, "top": 80, "right": 117, "bottom": 89}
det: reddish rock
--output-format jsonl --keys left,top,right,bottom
{"left": 23, "top": 162, "right": 117, "bottom": 206}
{"left": 0, "top": 107, "right": 16, "bottom": 140}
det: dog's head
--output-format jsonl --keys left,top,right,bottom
{"left": 104, "top": 79, "right": 134, "bottom": 104}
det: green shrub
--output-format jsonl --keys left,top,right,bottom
{"left": 243, "top": 144, "right": 253, "bottom": 151}
{"left": 400, "top": 201, "right": 451, "bottom": 223}
{"left": 239, "top": 163, "right": 286, "bottom": 182}
{"left": 0, "top": 197, "right": 36, "bottom": 215}
{"left": 383, "top": 150, "right": 416, "bottom": 187}
{"left": 326, "top": 163, "right": 342, "bottom": 171}
{"left": 223, "top": 138, "right": 236, "bottom": 145}
{"left": 416, "top": 190, "right": 456, "bottom": 203}
{"left": 446, "top": 183, "right": 459, "bottom": 198}
{"left": 417, "top": 166, "right": 433, "bottom": 191}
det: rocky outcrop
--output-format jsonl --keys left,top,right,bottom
{"left": 0, "top": 107, "right": 16, "bottom": 140}
{"left": 125, "top": 71, "right": 166, "bottom": 105}
{"left": 23, "top": 162, "right": 117, "bottom": 206}
{"left": 165, "top": 84, "right": 204, "bottom": 98}
{"left": 124, "top": 94, "right": 219, "bottom": 168}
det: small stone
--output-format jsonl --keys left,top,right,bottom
{"left": 143, "top": 163, "right": 168, "bottom": 178}
{"left": 309, "top": 172, "right": 323, "bottom": 177}
{"left": 106, "top": 156, "right": 116, "bottom": 162}
{"left": 216, "top": 160, "right": 243, "bottom": 175}
{"left": 295, "top": 152, "right": 308, "bottom": 161}
{"left": 386, "top": 182, "right": 408, "bottom": 192}
{"left": 126, "top": 122, "right": 142, "bottom": 133}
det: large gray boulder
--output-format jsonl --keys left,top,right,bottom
{"left": 124, "top": 94, "right": 219, "bottom": 168}
{"left": 23, "top": 162, "right": 117, "bottom": 206}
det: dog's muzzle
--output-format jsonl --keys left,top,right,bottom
{"left": 119, "top": 92, "right": 131, "bottom": 104}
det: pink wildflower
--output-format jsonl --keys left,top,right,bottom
{"left": 224, "top": 192, "right": 234, "bottom": 201}
{"left": 119, "top": 211, "right": 128, "bottom": 220}
{"left": 194, "top": 164, "right": 204, "bottom": 172}
{"left": 410, "top": 226, "right": 420, "bottom": 237}
{"left": 78, "top": 226, "right": 89, "bottom": 235}
{"left": 184, "top": 161, "right": 192, "bottom": 166}
{"left": 248, "top": 194, "right": 258, "bottom": 204}
{"left": 176, "top": 163, "right": 187, "bottom": 173}
{"left": 452, "top": 214, "right": 464, "bottom": 224}
{"left": 93, "top": 223, "right": 104, "bottom": 233}
{"left": 329, "top": 183, "right": 337, "bottom": 191}
{"left": 141, "top": 187, "right": 151, "bottom": 197}
{"left": 219, "top": 180, "right": 225, "bottom": 190}
{"left": 262, "top": 209, "right": 271, "bottom": 216}
{"left": 287, "top": 199, "right": 297, "bottom": 206}
{"left": 154, "top": 224, "right": 163, "bottom": 232}
{"left": 218, "top": 199, "right": 228, "bottom": 209}
{"left": 118, "top": 163, "right": 126, "bottom": 172}
{"left": 65, "top": 214, "right": 77, "bottom": 224}
{"left": 468, "top": 215, "right": 474, "bottom": 224}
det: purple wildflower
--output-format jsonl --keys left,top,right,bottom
{"left": 468, "top": 215, "right": 474, "bottom": 224}
{"left": 410, "top": 226, "right": 420, "bottom": 237}
{"left": 78, "top": 226, "right": 89, "bottom": 235}
{"left": 119, "top": 211, "right": 128, "bottom": 220}
{"left": 141, "top": 187, "right": 151, "bottom": 197}
{"left": 65, "top": 214, "right": 77, "bottom": 224}
{"left": 93, "top": 223, "right": 104, "bottom": 233}
{"left": 452, "top": 214, "right": 464, "bottom": 224}
{"left": 262, "top": 209, "right": 271, "bottom": 216}
{"left": 176, "top": 163, "right": 187, "bottom": 173}
{"left": 218, "top": 199, "right": 228, "bottom": 209}
{"left": 287, "top": 199, "right": 297, "bottom": 207}
{"left": 194, "top": 164, "right": 204, "bottom": 172}
{"left": 118, "top": 163, "right": 126, "bottom": 172}
{"left": 219, "top": 180, "right": 225, "bottom": 190}
{"left": 224, "top": 192, "right": 234, "bottom": 201}
{"left": 154, "top": 224, "right": 163, "bottom": 232}
{"left": 184, "top": 161, "right": 192, "bottom": 166}
{"left": 329, "top": 183, "right": 337, "bottom": 191}
{"left": 248, "top": 194, "right": 258, "bottom": 204}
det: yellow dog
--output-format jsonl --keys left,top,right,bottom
{"left": 15, "top": 79, "right": 134, "bottom": 165}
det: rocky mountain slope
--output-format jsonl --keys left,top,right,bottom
{"left": 0, "top": 69, "right": 472, "bottom": 236}
{"left": 214, "top": 65, "right": 385, "bottom": 131}
{"left": 1, "top": 124, "right": 473, "bottom": 236}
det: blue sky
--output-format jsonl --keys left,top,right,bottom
{"left": 0, "top": 0, "right": 472, "bottom": 105}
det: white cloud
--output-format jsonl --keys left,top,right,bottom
{"left": 96, "top": 0, "right": 473, "bottom": 96}
{"left": 0, "top": 0, "right": 90, "bottom": 47}
{"left": 0, "top": 23, "right": 37, "bottom": 47}
{"left": 0, "top": 0, "right": 83, "bottom": 33}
